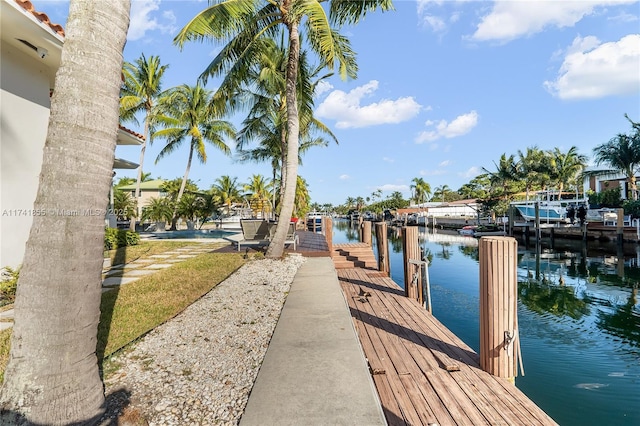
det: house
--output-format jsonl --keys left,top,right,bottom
{"left": 1, "top": 0, "right": 143, "bottom": 267}
{"left": 117, "top": 179, "right": 168, "bottom": 215}
{"left": 582, "top": 166, "right": 639, "bottom": 200}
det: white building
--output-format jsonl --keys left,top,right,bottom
{"left": 1, "top": 0, "right": 143, "bottom": 267}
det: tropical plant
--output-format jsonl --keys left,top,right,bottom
{"left": 175, "top": 0, "right": 394, "bottom": 258}
{"left": 244, "top": 174, "right": 273, "bottom": 218}
{"left": 433, "top": 185, "right": 452, "bottom": 202}
{"left": 113, "top": 189, "right": 137, "bottom": 220}
{"left": 483, "top": 153, "right": 523, "bottom": 201}
{"left": 0, "top": 1, "right": 130, "bottom": 421}
{"left": 593, "top": 126, "right": 640, "bottom": 201}
{"left": 153, "top": 84, "right": 235, "bottom": 228}
{"left": 411, "top": 177, "right": 431, "bottom": 204}
{"left": 176, "top": 193, "right": 208, "bottom": 223}
{"left": 295, "top": 175, "right": 311, "bottom": 218}
{"left": 211, "top": 175, "right": 243, "bottom": 216}
{"left": 547, "top": 146, "right": 588, "bottom": 195}
{"left": 120, "top": 53, "right": 169, "bottom": 229}
{"left": 142, "top": 197, "right": 174, "bottom": 223}
{"left": 516, "top": 146, "right": 549, "bottom": 199}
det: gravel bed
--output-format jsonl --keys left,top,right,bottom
{"left": 100, "top": 254, "right": 306, "bottom": 425}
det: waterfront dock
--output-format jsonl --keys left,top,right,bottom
{"left": 332, "top": 242, "right": 558, "bottom": 425}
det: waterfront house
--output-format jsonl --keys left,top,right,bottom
{"left": 1, "top": 0, "right": 143, "bottom": 267}
{"left": 582, "top": 166, "right": 640, "bottom": 200}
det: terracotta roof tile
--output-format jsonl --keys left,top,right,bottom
{"left": 119, "top": 125, "right": 146, "bottom": 141}
{"left": 15, "top": 0, "right": 65, "bottom": 37}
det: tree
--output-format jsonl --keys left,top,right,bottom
{"left": 0, "top": 1, "right": 130, "bottom": 422}
{"left": 294, "top": 175, "right": 311, "bottom": 218}
{"left": 120, "top": 53, "right": 169, "bottom": 230}
{"left": 434, "top": 184, "right": 451, "bottom": 202}
{"left": 211, "top": 175, "right": 243, "bottom": 216}
{"left": 410, "top": 177, "right": 431, "bottom": 204}
{"left": 483, "top": 153, "right": 522, "bottom": 201}
{"left": 516, "top": 146, "right": 548, "bottom": 199}
{"left": 593, "top": 127, "right": 640, "bottom": 201}
{"left": 153, "top": 84, "right": 235, "bottom": 228}
{"left": 244, "top": 174, "right": 273, "bottom": 218}
{"left": 175, "top": 0, "right": 394, "bottom": 258}
{"left": 548, "top": 146, "right": 587, "bottom": 195}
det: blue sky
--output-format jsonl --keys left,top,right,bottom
{"left": 39, "top": 0, "right": 640, "bottom": 205}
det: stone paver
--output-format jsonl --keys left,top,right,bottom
{"left": 125, "top": 269, "right": 157, "bottom": 277}
{"left": 102, "top": 276, "right": 139, "bottom": 287}
{"left": 143, "top": 264, "right": 174, "bottom": 270}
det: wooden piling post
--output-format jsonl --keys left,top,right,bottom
{"left": 479, "top": 236, "right": 520, "bottom": 382}
{"left": 324, "top": 216, "right": 333, "bottom": 254}
{"left": 534, "top": 202, "right": 541, "bottom": 242}
{"left": 617, "top": 208, "right": 624, "bottom": 246}
{"left": 375, "top": 222, "right": 390, "bottom": 276}
{"left": 402, "top": 226, "right": 421, "bottom": 301}
{"left": 362, "top": 220, "right": 372, "bottom": 246}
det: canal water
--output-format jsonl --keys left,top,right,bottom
{"left": 331, "top": 219, "right": 640, "bottom": 425}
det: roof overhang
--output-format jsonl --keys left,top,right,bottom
{"left": 117, "top": 127, "right": 144, "bottom": 146}
{"left": 113, "top": 158, "right": 139, "bottom": 170}
{"left": 1, "top": 0, "right": 63, "bottom": 87}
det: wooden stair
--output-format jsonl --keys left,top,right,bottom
{"left": 332, "top": 243, "right": 378, "bottom": 269}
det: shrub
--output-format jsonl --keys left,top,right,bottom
{"left": 0, "top": 266, "right": 20, "bottom": 306}
{"left": 104, "top": 228, "right": 140, "bottom": 250}
{"left": 623, "top": 200, "right": 640, "bottom": 218}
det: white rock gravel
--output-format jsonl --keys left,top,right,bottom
{"left": 100, "top": 254, "right": 307, "bottom": 425}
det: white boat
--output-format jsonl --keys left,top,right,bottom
{"left": 510, "top": 191, "right": 589, "bottom": 223}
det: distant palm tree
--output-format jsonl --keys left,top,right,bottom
{"left": 120, "top": 53, "right": 169, "bottom": 229}
{"left": 345, "top": 197, "right": 356, "bottom": 211}
{"left": 244, "top": 174, "right": 272, "bottom": 219}
{"left": 411, "top": 177, "right": 431, "bottom": 204}
{"left": 483, "top": 153, "right": 521, "bottom": 200}
{"left": 175, "top": 0, "right": 393, "bottom": 258}
{"left": 212, "top": 175, "right": 243, "bottom": 216}
{"left": 295, "top": 175, "right": 311, "bottom": 218}
{"left": 593, "top": 130, "right": 640, "bottom": 200}
{"left": 548, "top": 146, "right": 588, "bottom": 195}
{"left": 516, "top": 146, "right": 548, "bottom": 199}
{"left": 153, "top": 84, "right": 235, "bottom": 228}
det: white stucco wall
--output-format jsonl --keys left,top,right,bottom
{"left": 1, "top": 40, "right": 51, "bottom": 267}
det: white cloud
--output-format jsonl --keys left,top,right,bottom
{"left": 128, "top": 0, "right": 177, "bottom": 41}
{"left": 419, "top": 169, "right": 447, "bottom": 176}
{"left": 544, "top": 34, "right": 640, "bottom": 99}
{"left": 416, "top": 0, "right": 464, "bottom": 33}
{"left": 415, "top": 111, "right": 479, "bottom": 143}
{"left": 471, "top": 1, "right": 636, "bottom": 43}
{"left": 460, "top": 166, "right": 481, "bottom": 179}
{"left": 339, "top": 174, "right": 350, "bottom": 180}
{"left": 383, "top": 157, "right": 395, "bottom": 163}
{"left": 315, "top": 80, "right": 422, "bottom": 129}
{"left": 378, "top": 184, "right": 410, "bottom": 192}
{"left": 315, "top": 80, "right": 334, "bottom": 96}
{"left": 439, "top": 160, "right": 452, "bottom": 167}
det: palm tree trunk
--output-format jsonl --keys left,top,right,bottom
{"left": 267, "top": 20, "right": 300, "bottom": 258}
{"left": 0, "top": 1, "right": 130, "bottom": 423}
{"left": 170, "top": 145, "right": 194, "bottom": 230}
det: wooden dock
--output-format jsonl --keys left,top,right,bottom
{"left": 333, "top": 242, "right": 558, "bottom": 426}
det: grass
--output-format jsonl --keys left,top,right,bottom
{"left": 104, "top": 240, "right": 193, "bottom": 266}
{"left": 0, "top": 243, "right": 252, "bottom": 383}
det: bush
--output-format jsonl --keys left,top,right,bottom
{"left": 588, "top": 187, "right": 622, "bottom": 208}
{"left": 104, "top": 228, "right": 140, "bottom": 250}
{"left": 0, "top": 267, "right": 20, "bottom": 306}
{"left": 623, "top": 200, "right": 640, "bottom": 218}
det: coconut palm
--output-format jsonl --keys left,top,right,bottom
{"left": 235, "top": 37, "right": 338, "bottom": 212}
{"left": 295, "top": 175, "right": 311, "bottom": 218}
{"left": 0, "top": 1, "right": 130, "bottom": 421}
{"left": 548, "top": 146, "right": 588, "bottom": 195}
{"left": 434, "top": 185, "right": 451, "bottom": 203}
{"left": 483, "top": 153, "right": 521, "bottom": 200}
{"left": 153, "top": 84, "right": 235, "bottom": 228}
{"left": 175, "top": 0, "right": 394, "bottom": 258}
{"left": 120, "top": 53, "right": 169, "bottom": 229}
{"left": 244, "top": 174, "right": 273, "bottom": 218}
{"left": 211, "top": 175, "right": 243, "bottom": 216}
{"left": 411, "top": 177, "right": 431, "bottom": 205}
{"left": 516, "top": 146, "right": 549, "bottom": 199}
{"left": 593, "top": 129, "right": 640, "bottom": 201}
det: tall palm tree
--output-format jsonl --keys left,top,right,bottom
{"left": 235, "top": 37, "right": 338, "bottom": 212}
{"left": 411, "top": 177, "right": 431, "bottom": 205}
{"left": 153, "top": 84, "right": 235, "bottom": 228}
{"left": 211, "top": 175, "right": 243, "bottom": 216}
{"left": 434, "top": 185, "right": 451, "bottom": 202}
{"left": 120, "top": 53, "right": 169, "bottom": 229}
{"left": 175, "top": 0, "right": 394, "bottom": 258}
{"left": 483, "top": 153, "right": 521, "bottom": 201}
{"left": 548, "top": 146, "right": 588, "bottom": 195}
{"left": 593, "top": 130, "right": 640, "bottom": 200}
{"left": 294, "top": 175, "right": 311, "bottom": 218}
{"left": 0, "top": 1, "right": 130, "bottom": 422}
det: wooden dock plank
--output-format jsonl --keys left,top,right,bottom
{"left": 334, "top": 243, "right": 558, "bottom": 426}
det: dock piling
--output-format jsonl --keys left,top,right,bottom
{"left": 479, "top": 236, "right": 521, "bottom": 382}
{"left": 402, "top": 226, "right": 421, "bottom": 302}
{"left": 374, "top": 222, "right": 390, "bottom": 276}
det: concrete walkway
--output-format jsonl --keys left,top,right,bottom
{"left": 240, "top": 257, "right": 386, "bottom": 426}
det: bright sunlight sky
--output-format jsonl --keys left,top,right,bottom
{"left": 38, "top": 0, "right": 640, "bottom": 206}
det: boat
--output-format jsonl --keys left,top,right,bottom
{"left": 458, "top": 224, "right": 506, "bottom": 237}
{"left": 306, "top": 211, "right": 324, "bottom": 231}
{"left": 510, "top": 190, "right": 589, "bottom": 223}
{"left": 458, "top": 225, "right": 477, "bottom": 236}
